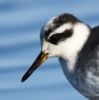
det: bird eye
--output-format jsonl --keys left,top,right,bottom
{"left": 48, "top": 29, "right": 73, "bottom": 45}
{"left": 49, "top": 34, "right": 60, "bottom": 44}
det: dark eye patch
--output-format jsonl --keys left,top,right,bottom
{"left": 48, "top": 30, "right": 73, "bottom": 45}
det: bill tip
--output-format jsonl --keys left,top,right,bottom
{"left": 21, "top": 77, "right": 26, "bottom": 82}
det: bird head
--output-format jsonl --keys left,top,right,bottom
{"left": 21, "top": 13, "right": 90, "bottom": 82}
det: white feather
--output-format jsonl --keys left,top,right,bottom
{"left": 42, "top": 22, "right": 90, "bottom": 72}
{"left": 44, "top": 16, "right": 57, "bottom": 31}
{"left": 48, "top": 23, "right": 72, "bottom": 39}
{"left": 58, "top": 23, "right": 90, "bottom": 71}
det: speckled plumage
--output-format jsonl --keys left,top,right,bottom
{"left": 40, "top": 13, "right": 99, "bottom": 100}
{"left": 59, "top": 26, "right": 99, "bottom": 100}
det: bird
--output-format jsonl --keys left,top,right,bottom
{"left": 21, "top": 13, "right": 99, "bottom": 100}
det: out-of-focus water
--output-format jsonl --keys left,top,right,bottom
{"left": 0, "top": 0, "right": 99, "bottom": 100}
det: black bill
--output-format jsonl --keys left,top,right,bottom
{"left": 21, "top": 51, "right": 48, "bottom": 82}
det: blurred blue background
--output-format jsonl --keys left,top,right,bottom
{"left": 0, "top": 0, "right": 99, "bottom": 100}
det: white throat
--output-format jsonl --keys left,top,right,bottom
{"left": 60, "top": 23, "right": 91, "bottom": 72}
